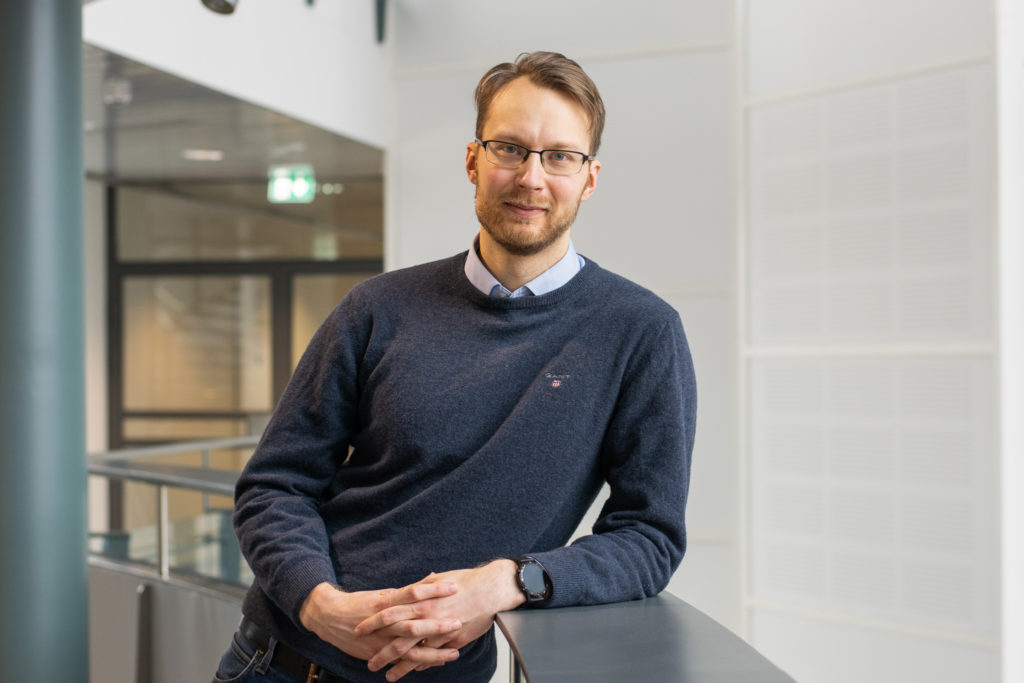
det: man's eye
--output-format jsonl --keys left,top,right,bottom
{"left": 549, "top": 152, "right": 570, "bottom": 162}
{"left": 497, "top": 144, "right": 522, "bottom": 155}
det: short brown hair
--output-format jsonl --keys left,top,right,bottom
{"left": 474, "top": 51, "right": 605, "bottom": 157}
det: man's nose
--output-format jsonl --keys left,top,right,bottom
{"left": 516, "top": 151, "right": 546, "bottom": 187}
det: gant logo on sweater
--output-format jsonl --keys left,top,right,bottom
{"left": 545, "top": 372, "right": 571, "bottom": 388}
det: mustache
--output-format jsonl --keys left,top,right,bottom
{"left": 501, "top": 194, "right": 549, "bottom": 209}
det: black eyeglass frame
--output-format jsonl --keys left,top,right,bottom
{"left": 474, "top": 138, "right": 595, "bottom": 175}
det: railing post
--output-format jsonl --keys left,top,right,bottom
{"left": 135, "top": 583, "right": 154, "bottom": 683}
{"left": 157, "top": 485, "right": 170, "bottom": 580}
{"left": 201, "top": 447, "right": 211, "bottom": 512}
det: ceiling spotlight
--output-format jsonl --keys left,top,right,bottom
{"left": 202, "top": 0, "right": 238, "bottom": 14}
{"left": 182, "top": 149, "right": 225, "bottom": 162}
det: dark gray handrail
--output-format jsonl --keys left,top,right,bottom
{"left": 88, "top": 460, "right": 238, "bottom": 496}
{"left": 87, "top": 435, "right": 260, "bottom": 463}
{"left": 496, "top": 593, "right": 796, "bottom": 683}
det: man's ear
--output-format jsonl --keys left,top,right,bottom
{"left": 466, "top": 142, "right": 480, "bottom": 185}
{"left": 579, "top": 159, "right": 601, "bottom": 202}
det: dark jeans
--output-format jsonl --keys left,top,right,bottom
{"left": 212, "top": 630, "right": 297, "bottom": 683}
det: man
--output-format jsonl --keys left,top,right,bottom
{"left": 213, "top": 51, "right": 696, "bottom": 683}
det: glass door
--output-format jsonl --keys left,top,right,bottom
{"left": 102, "top": 181, "right": 382, "bottom": 545}
{"left": 120, "top": 274, "right": 273, "bottom": 443}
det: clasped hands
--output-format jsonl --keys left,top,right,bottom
{"left": 298, "top": 559, "right": 524, "bottom": 681}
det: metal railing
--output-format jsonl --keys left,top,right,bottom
{"left": 88, "top": 435, "right": 259, "bottom": 583}
{"left": 88, "top": 436, "right": 262, "bottom": 682}
{"left": 86, "top": 436, "right": 796, "bottom": 683}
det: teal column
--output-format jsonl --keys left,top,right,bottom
{"left": 0, "top": 1, "right": 87, "bottom": 681}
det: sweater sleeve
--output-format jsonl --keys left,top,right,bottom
{"left": 531, "top": 313, "right": 696, "bottom": 607}
{"left": 233, "top": 296, "right": 365, "bottom": 626}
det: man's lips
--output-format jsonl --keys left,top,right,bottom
{"left": 505, "top": 201, "right": 548, "bottom": 217}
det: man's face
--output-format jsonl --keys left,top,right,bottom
{"left": 466, "top": 77, "right": 600, "bottom": 258}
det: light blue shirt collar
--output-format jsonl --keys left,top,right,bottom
{"left": 464, "top": 236, "right": 585, "bottom": 298}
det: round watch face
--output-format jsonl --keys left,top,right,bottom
{"left": 521, "top": 562, "right": 547, "bottom": 595}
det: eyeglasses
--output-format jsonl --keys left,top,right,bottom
{"left": 475, "top": 139, "right": 594, "bottom": 176}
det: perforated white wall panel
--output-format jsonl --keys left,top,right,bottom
{"left": 748, "top": 67, "right": 993, "bottom": 346}
{"left": 749, "top": 356, "right": 997, "bottom": 633}
{"left": 746, "top": 64, "right": 998, "bottom": 681}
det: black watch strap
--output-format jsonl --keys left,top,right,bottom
{"left": 513, "top": 555, "right": 552, "bottom": 606}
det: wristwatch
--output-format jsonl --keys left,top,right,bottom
{"left": 513, "top": 555, "right": 552, "bottom": 606}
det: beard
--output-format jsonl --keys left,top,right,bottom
{"left": 475, "top": 188, "right": 584, "bottom": 257}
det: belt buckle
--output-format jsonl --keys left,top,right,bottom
{"left": 306, "top": 663, "right": 321, "bottom": 683}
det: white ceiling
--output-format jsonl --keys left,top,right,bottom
{"left": 82, "top": 43, "right": 384, "bottom": 183}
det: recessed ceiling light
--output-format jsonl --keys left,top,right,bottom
{"left": 270, "top": 141, "right": 307, "bottom": 157}
{"left": 182, "top": 149, "right": 225, "bottom": 162}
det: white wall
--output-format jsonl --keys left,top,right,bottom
{"left": 83, "top": 0, "right": 390, "bottom": 148}
{"left": 996, "top": 1, "right": 1024, "bottom": 680}
{"left": 388, "top": 0, "right": 741, "bottom": 637}
{"left": 741, "top": 1, "right": 1003, "bottom": 681}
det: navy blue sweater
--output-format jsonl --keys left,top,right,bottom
{"left": 234, "top": 252, "right": 696, "bottom": 682}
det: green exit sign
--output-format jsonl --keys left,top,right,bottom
{"left": 268, "top": 164, "right": 316, "bottom": 203}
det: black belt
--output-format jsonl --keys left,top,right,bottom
{"left": 239, "top": 617, "right": 354, "bottom": 683}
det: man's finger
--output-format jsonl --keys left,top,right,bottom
{"left": 374, "top": 580, "right": 457, "bottom": 612}
{"left": 398, "top": 579, "right": 458, "bottom": 604}
{"left": 367, "top": 637, "right": 458, "bottom": 674}
{"left": 355, "top": 612, "right": 461, "bottom": 638}
{"left": 358, "top": 602, "right": 422, "bottom": 633}
{"left": 367, "top": 636, "right": 419, "bottom": 672}
{"left": 355, "top": 603, "right": 422, "bottom": 634}
{"left": 385, "top": 644, "right": 459, "bottom": 681}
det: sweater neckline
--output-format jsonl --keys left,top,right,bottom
{"left": 451, "top": 250, "right": 600, "bottom": 310}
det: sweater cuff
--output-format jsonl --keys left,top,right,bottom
{"left": 278, "top": 559, "right": 339, "bottom": 625}
{"left": 526, "top": 548, "right": 587, "bottom": 608}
